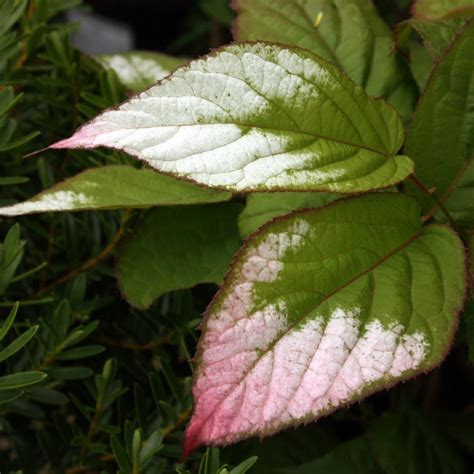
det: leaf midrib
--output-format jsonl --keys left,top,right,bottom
{"left": 425, "top": 155, "right": 474, "bottom": 220}
{"left": 98, "top": 121, "right": 391, "bottom": 157}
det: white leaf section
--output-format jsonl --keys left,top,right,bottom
{"left": 0, "top": 191, "right": 93, "bottom": 216}
{"left": 0, "top": 165, "right": 231, "bottom": 216}
{"left": 196, "top": 306, "right": 428, "bottom": 445}
{"left": 52, "top": 43, "right": 412, "bottom": 193}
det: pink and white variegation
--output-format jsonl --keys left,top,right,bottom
{"left": 183, "top": 194, "right": 465, "bottom": 454}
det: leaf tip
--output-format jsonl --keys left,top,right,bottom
{"left": 49, "top": 122, "right": 111, "bottom": 150}
{"left": 49, "top": 128, "right": 91, "bottom": 150}
{"left": 182, "top": 418, "right": 205, "bottom": 458}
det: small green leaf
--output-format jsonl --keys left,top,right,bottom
{"left": 184, "top": 193, "right": 465, "bottom": 452}
{"left": 117, "top": 202, "right": 242, "bottom": 309}
{"left": 131, "top": 429, "right": 141, "bottom": 470}
{"left": 233, "top": 0, "right": 417, "bottom": 121}
{"left": 51, "top": 43, "right": 413, "bottom": 194}
{"left": 395, "top": 16, "right": 468, "bottom": 93}
{"left": 62, "top": 320, "right": 100, "bottom": 348}
{"left": 0, "top": 388, "right": 23, "bottom": 404}
{"left": 110, "top": 434, "right": 132, "bottom": 473}
{"left": 0, "top": 371, "right": 47, "bottom": 390}
{"left": 239, "top": 192, "right": 339, "bottom": 237}
{"left": 97, "top": 51, "right": 185, "bottom": 92}
{"left": 0, "top": 302, "right": 19, "bottom": 340}
{"left": 229, "top": 456, "right": 259, "bottom": 474}
{"left": 138, "top": 429, "right": 163, "bottom": 466}
{"left": 56, "top": 345, "right": 105, "bottom": 360}
{"left": 28, "top": 386, "right": 69, "bottom": 405}
{"left": 0, "top": 165, "right": 231, "bottom": 216}
{"left": 0, "top": 325, "right": 38, "bottom": 362}
{"left": 0, "top": 176, "right": 28, "bottom": 186}
{"left": 0, "top": 87, "right": 16, "bottom": 116}
{"left": 50, "top": 300, "right": 70, "bottom": 343}
{"left": 200, "top": 447, "right": 221, "bottom": 474}
{"left": 0, "top": 131, "right": 40, "bottom": 152}
{"left": 0, "top": 225, "right": 25, "bottom": 294}
{"left": 0, "top": 0, "right": 27, "bottom": 41}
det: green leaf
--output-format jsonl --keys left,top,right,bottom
{"left": 220, "top": 424, "right": 337, "bottom": 472}
{"left": 408, "top": 41, "right": 433, "bottom": 91}
{"left": 0, "top": 176, "right": 29, "bottom": 186}
{"left": 0, "top": 371, "right": 47, "bottom": 390}
{"left": 0, "top": 0, "right": 27, "bottom": 37}
{"left": 56, "top": 345, "right": 105, "bottom": 360}
{"left": 200, "top": 447, "right": 221, "bottom": 474}
{"left": 0, "top": 325, "right": 38, "bottom": 362}
{"left": 405, "top": 20, "right": 474, "bottom": 225}
{"left": 62, "top": 320, "right": 100, "bottom": 348}
{"left": 28, "top": 386, "right": 69, "bottom": 405}
{"left": 239, "top": 192, "right": 340, "bottom": 237}
{"left": 51, "top": 43, "right": 413, "bottom": 193}
{"left": 367, "top": 409, "right": 467, "bottom": 474}
{"left": 0, "top": 225, "right": 25, "bottom": 294}
{"left": 0, "top": 165, "right": 231, "bottom": 216}
{"left": 0, "top": 87, "right": 17, "bottom": 117}
{"left": 138, "top": 429, "right": 163, "bottom": 466}
{"left": 229, "top": 456, "right": 258, "bottom": 474}
{"left": 131, "top": 429, "right": 141, "bottom": 470}
{"left": 199, "top": 0, "right": 234, "bottom": 27}
{"left": 117, "top": 202, "right": 242, "bottom": 309}
{"left": 0, "top": 388, "right": 23, "bottom": 404}
{"left": 110, "top": 434, "right": 132, "bottom": 473}
{"left": 279, "top": 437, "right": 382, "bottom": 474}
{"left": 408, "top": 17, "right": 469, "bottom": 59}
{"left": 395, "top": 16, "right": 468, "bottom": 92}
{"left": 0, "top": 301, "right": 19, "bottom": 340}
{"left": 184, "top": 193, "right": 465, "bottom": 452}
{"left": 233, "top": 0, "right": 416, "bottom": 121}
{"left": 412, "top": 0, "right": 474, "bottom": 20}
{"left": 0, "top": 130, "right": 40, "bottom": 152}
{"left": 96, "top": 51, "right": 185, "bottom": 92}
{"left": 436, "top": 156, "right": 474, "bottom": 227}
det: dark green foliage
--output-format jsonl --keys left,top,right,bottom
{"left": 0, "top": 1, "right": 472, "bottom": 473}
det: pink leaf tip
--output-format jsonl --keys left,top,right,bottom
{"left": 182, "top": 420, "right": 205, "bottom": 458}
{"left": 49, "top": 122, "right": 118, "bottom": 150}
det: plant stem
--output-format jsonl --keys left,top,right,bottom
{"left": 409, "top": 174, "right": 456, "bottom": 227}
{"left": 93, "top": 335, "right": 167, "bottom": 351}
{"left": 0, "top": 297, "right": 54, "bottom": 307}
{"left": 162, "top": 408, "right": 192, "bottom": 437}
{"left": 37, "top": 210, "right": 131, "bottom": 295}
